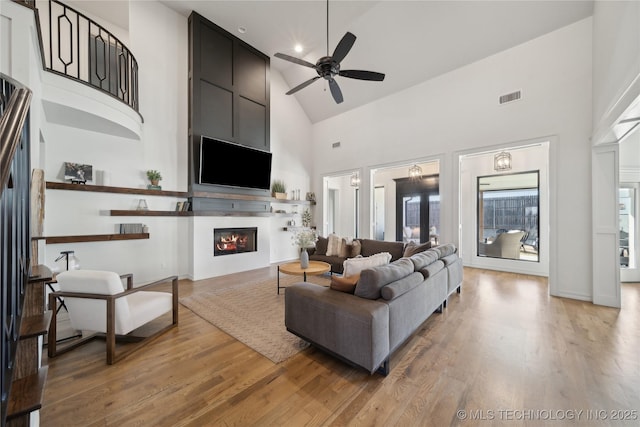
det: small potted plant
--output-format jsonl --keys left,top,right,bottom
{"left": 271, "top": 179, "right": 287, "bottom": 199}
{"left": 302, "top": 208, "right": 312, "bottom": 228}
{"left": 146, "top": 170, "right": 162, "bottom": 187}
{"left": 147, "top": 169, "right": 162, "bottom": 188}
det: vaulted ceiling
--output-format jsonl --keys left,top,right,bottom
{"left": 71, "top": 1, "right": 595, "bottom": 124}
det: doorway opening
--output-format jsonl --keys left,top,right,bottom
{"left": 619, "top": 121, "right": 640, "bottom": 282}
{"left": 458, "top": 142, "right": 549, "bottom": 276}
{"left": 322, "top": 171, "right": 360, "bottom": 238}
{"left": 370, "top": 160, "right": 440, "bottom": 242}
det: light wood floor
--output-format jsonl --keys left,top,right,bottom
{"left": 40, "top": 267, "right": 640, "bottom": 426}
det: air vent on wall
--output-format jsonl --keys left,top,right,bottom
{"left": 499, "top": 90, "right": 522, "bottom": 105}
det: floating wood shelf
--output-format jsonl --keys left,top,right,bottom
{"left": 109, "top": 210, "right": 190, "bottom": 217}
{"left": 192, "top": 191, "right": 272, "bottom": 202}
{"left": 6, "top": 367, "right": 48, "bottom": 421}
{"left": 191, "top": 191, "right": 315, "bottom": 205}
{"left": 46, "top": 181, "right": 188, "bottom": 198}
{"left": 45, "top": 233, "right": 149, "bottom": 244}
{"left": 108, "top": 210, "right": 272, "bottom": 217}
{"left": 271, "top": 198, "right": 315, "bottom": 205}
{"left": 189, "top": 210, "right": 271, "bottom": 217}
{"left": 47, "top": 182, "right": 316, "bottom": 213}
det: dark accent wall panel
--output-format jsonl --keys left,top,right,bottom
{"left": 200, "top": 82, "right": 233, "bottom": 140}
{"left": 236, "top": 45, "right": 267, "bottom": 103}
{"left": 238, "top": 97, "right": 267, "bottom": 150}
{"left": 188, "top": 11, "right": 270, "bottom": 205}
{"left": 200, "top": 24, "right": 233, "bottom": 89}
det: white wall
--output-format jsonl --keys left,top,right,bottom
{"left": 592, "top": 0, "right": 640, "bottom": 138}
{"left": 312, "top": 18, "right": 593, "bottom": 300}
{"left": 269, "top": 69, "right": 314, "bottom": 263}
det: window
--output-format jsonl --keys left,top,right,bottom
{"left": 477, "top": 171, "right": 539, "bottom": 262}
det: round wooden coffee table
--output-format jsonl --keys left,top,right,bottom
{"left": 277, "top": 260, "right": 331, "bottom": 294}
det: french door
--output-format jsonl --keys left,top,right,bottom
{"left": 394, "top": 175, "right": 439, "bottom": 243}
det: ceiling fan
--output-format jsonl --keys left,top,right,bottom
{"left": 274, "top": 0, "right": 385, "bottom": 104}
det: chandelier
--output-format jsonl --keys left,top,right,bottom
{"left": 350, "top": 172, "right": 360, "bottom": 187}
{"left": 408, "top": 164, "right": 422, "bottom": 179}
{"left": 494, "top": 151, "right": 512, "bottom": 171}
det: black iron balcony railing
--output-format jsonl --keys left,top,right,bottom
{"left": 16, "top": 0, "right": 140, "bottom": 117}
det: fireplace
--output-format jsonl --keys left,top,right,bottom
{"left": 213, "top": 227, "right": 257, "bottom": 256}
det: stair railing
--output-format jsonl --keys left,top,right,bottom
{"left": 0, "top": 74, "right": 33, "bottom": 427}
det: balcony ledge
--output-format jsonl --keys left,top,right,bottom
{"left": 41, "top": 71, "right": 142, "bottom": 140}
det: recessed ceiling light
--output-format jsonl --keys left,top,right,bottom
{"left": 238, "top": 26, "right": 247, "bottom": 34}
{"left": 294, "top": 44, "right": 303, "bottom": 53}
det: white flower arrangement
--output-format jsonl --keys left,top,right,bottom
{"left": 291, "top": 228, "right": 318, "bottom": 248}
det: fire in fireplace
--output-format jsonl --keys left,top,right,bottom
{"left": 213, "top": 227, "right": 257, "bottom": 256}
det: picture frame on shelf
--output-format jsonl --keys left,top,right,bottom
{"left": 64, "top": 162, "right": 93, "bottom": 184}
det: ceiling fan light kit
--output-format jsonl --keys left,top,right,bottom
{"left": 274, "top": 0, "right": 385, "bottom": 104}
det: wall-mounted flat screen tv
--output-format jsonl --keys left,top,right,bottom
{"left": 199, "top": 136, "right": 272, "bottom": 190}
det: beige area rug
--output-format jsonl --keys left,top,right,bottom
{"left": 180, "top": 274, "right": 331, "bottom": 364}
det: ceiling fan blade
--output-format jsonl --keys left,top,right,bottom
{"left": 274, "top": 52, "right": 317, "bottom": 69}
{"left": 339, "top": 70, "right": 386, "bottom": 81}
{"left": 328, "top": 78, "right": 343, "bottom": 104}
{"left": 286, "top": 76, "right": 321, "bottom": 95}
{"left": 331, "top": 32, "right": 356, "bottom": 64}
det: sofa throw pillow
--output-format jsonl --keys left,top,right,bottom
{"left": 325, "top": 233, "right": 341, "bottom": 256}
{"left": 355, "top": 258, "right": 415, "bottom": 300}
{"left": 315, "top": 236, "right": 328, "bottom": 255}
{"left": 339, "top": 238, "right": 351, "bottom": 257}
{"left": 409, "top": 249, "right": 439, "bottom": 271}
{"left": 342, "top": 252, "right": 391, "bottom": 278}
{"left": 330, "top": 273, "right": 360, "bottom": 294}
{"left": 433, "top": 243, "right": 457, "bottom": 258}
{"left": 350, "top": 240, "right": 362, "bottom": 257}
{"left": 380, "top": 271, "right": 424, "bottom": 301}
{"left": 403, "top": 241, "right": 432, "bottom": 257}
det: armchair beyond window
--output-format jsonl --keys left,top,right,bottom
{"left": 478, "top": 230, "right": 525, "bottom": 260}
{"left": 48, "top": 270, "right": 178, "bottom": 364}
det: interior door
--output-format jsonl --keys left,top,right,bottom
{"left": 592, "top": 143, "right": 620, "bottom": 307}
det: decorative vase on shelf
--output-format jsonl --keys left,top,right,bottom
{"left": 300, "top": 248, "right": 309, "bottom": 269}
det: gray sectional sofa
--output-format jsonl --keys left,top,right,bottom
{"left": 308, "top": 238, "right": 406, "bottom": 274}
{"left": 285, "top": 244, "right": 463, "bottom": 375}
